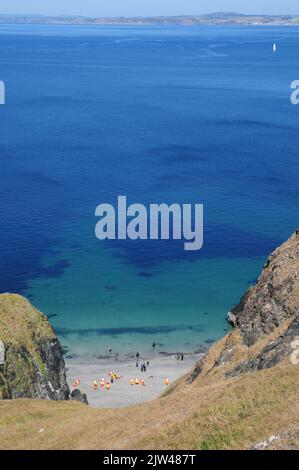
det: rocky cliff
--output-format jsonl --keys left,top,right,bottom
{"left": 189, "top": 228, "right": 299, "bottom": 382}
{"left": 228, "top": 228, "right": 299, "bottom": 345}
{"left": 0, "top": 294, "right": 69, "bottom": 400}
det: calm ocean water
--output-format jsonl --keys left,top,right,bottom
{"left": 0, "top": 24, "right": 298, "bottom": 358}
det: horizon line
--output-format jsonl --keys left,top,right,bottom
{"left": 0, "top": 11, "right": 298, "bottom": 19}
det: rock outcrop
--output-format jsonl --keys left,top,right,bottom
{"left": 226, "top": 313, "right": 299, "bottom": 377}
{"left": 229, "top": 228, "right": 299, "bottom": 346}
{"left": 0, "top": 294, "right": 70, "bottom": 400}
{"left": 70, "top": 388, "right": 89, "bottom": 405}
{"left": 188, "top": 228, "right": 299, "bottom": 382}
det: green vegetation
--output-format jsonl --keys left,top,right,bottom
{"left": 0, "top": 294, "right": 54, "bottom": 399}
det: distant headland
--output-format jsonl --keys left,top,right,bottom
{"left": 0, "top": 12, "right": 298, "bottom": 26}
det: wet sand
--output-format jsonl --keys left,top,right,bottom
{"left": 66, "top": 352, "right": 202, "bottom": 408}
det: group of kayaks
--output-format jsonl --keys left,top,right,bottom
{"left": 129, "top": 377, "right": 146, "bottom": 386}
{"left": 92, "top": 371, "right": 121, "bottom": 391}
{"left": 72, "top": 373, "right": 170, "bottom": 392}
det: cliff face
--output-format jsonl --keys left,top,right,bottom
{"left": 189, "top": 228, "right": 299, "bottom": 382}
{"left": 228, "top": 228, "right": 299, "bottom": 346}
{"left": 0, "top": 294, "right": 69, "bottom": 400}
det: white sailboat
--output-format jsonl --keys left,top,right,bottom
{"left": 273, "top": 43, "right": 277, "bottom": 53}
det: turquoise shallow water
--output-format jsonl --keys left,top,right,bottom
{"left": 24, "top": 223, "right": 263, "bottom": 357}
{"left": 0, "top": 24, "right": 299, "bottom": 358}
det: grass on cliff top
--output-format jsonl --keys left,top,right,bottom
{"left": 0, "top": 294, "right": 56, "bottom": 397}
{"left": 138, "top": 361, "right": 299, "bottom": 450}
{"left": 0, "top": 294, "right": 54, "bottom": 347}
{"left": 0, "top": 359, "right": 298, "bottom": 450}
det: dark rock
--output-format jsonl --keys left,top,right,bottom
{"left": 70, "top": 388, "right": 89, "bottom": 405}
{"left": 38, "top": 338, "right": 70, "bottom": 400}
{"left": 214, "top": 345, "right": 234, "bottom": 368}
{"left": 47, "top": 314, "right": 58, "bottom": 320}
{"left": 229, "top": 230, "right": 299, "bottom": 346}
{"left": 226, "top": 314, "right": 299, "bottom": 377}
{"left": 204, "top": 339, "right": 215, "bottom": 344}
{"left": 65, "top": 353, "right": 80, "bottom": 360}
{"left": 187, "top": 354, "right": 207, "bottom": 384}
{"left": 159, "top": 351, "right": 189, "bottom": 357}
{"left": 62, "top": 345, "right": 69, "bottom": 355}
{"left": 194, "top": 346, "right": 207, "bottom": 354}
{"left": 0, "top": 294, "right": 70, "bottom": 401}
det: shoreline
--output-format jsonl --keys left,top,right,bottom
{"left": 66, "top": 352, "right": 203, "bottom": 408}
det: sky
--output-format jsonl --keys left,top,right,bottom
{"left": 0, "top": 1, "right": 298, "bottom": 17}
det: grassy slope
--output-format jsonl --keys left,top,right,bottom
{"left": 0, "top": 294, "right": 54, "bottom": 350}
{"left": 0, "top": 314, "right": 298, "bottom": 450}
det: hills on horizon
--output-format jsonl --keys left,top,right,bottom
{"left": 0, "top": 11, "right": 298, "bottom": 26}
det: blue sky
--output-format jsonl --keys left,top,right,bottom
{"left": 0, "top": 1, "right": 298, "bottom": 17}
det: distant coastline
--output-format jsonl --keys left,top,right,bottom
{"left": 0, "top": 12, "right": 299, "bottom": 26}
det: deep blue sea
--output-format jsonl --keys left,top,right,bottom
{"left": 0, "top": 24, "right": 298, "bottom": 358}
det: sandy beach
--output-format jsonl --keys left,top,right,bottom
{"left": 66, "top": 352, "right": 202, "bottom": 408}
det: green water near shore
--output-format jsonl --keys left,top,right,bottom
{"left": 25, "top": 230, "right": 264, "bottom": 359}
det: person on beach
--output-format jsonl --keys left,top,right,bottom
{"left": 181, "top": 353, "right": 184, "bottom": 361}
{"left": 152, "top": 342, "right": 156, "bottom": 348}
{"left": 136, "top": 352, "right": 140, "bottom": 358}
{"left": 109, "top": 346, "right": 112, "bottom": 353}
